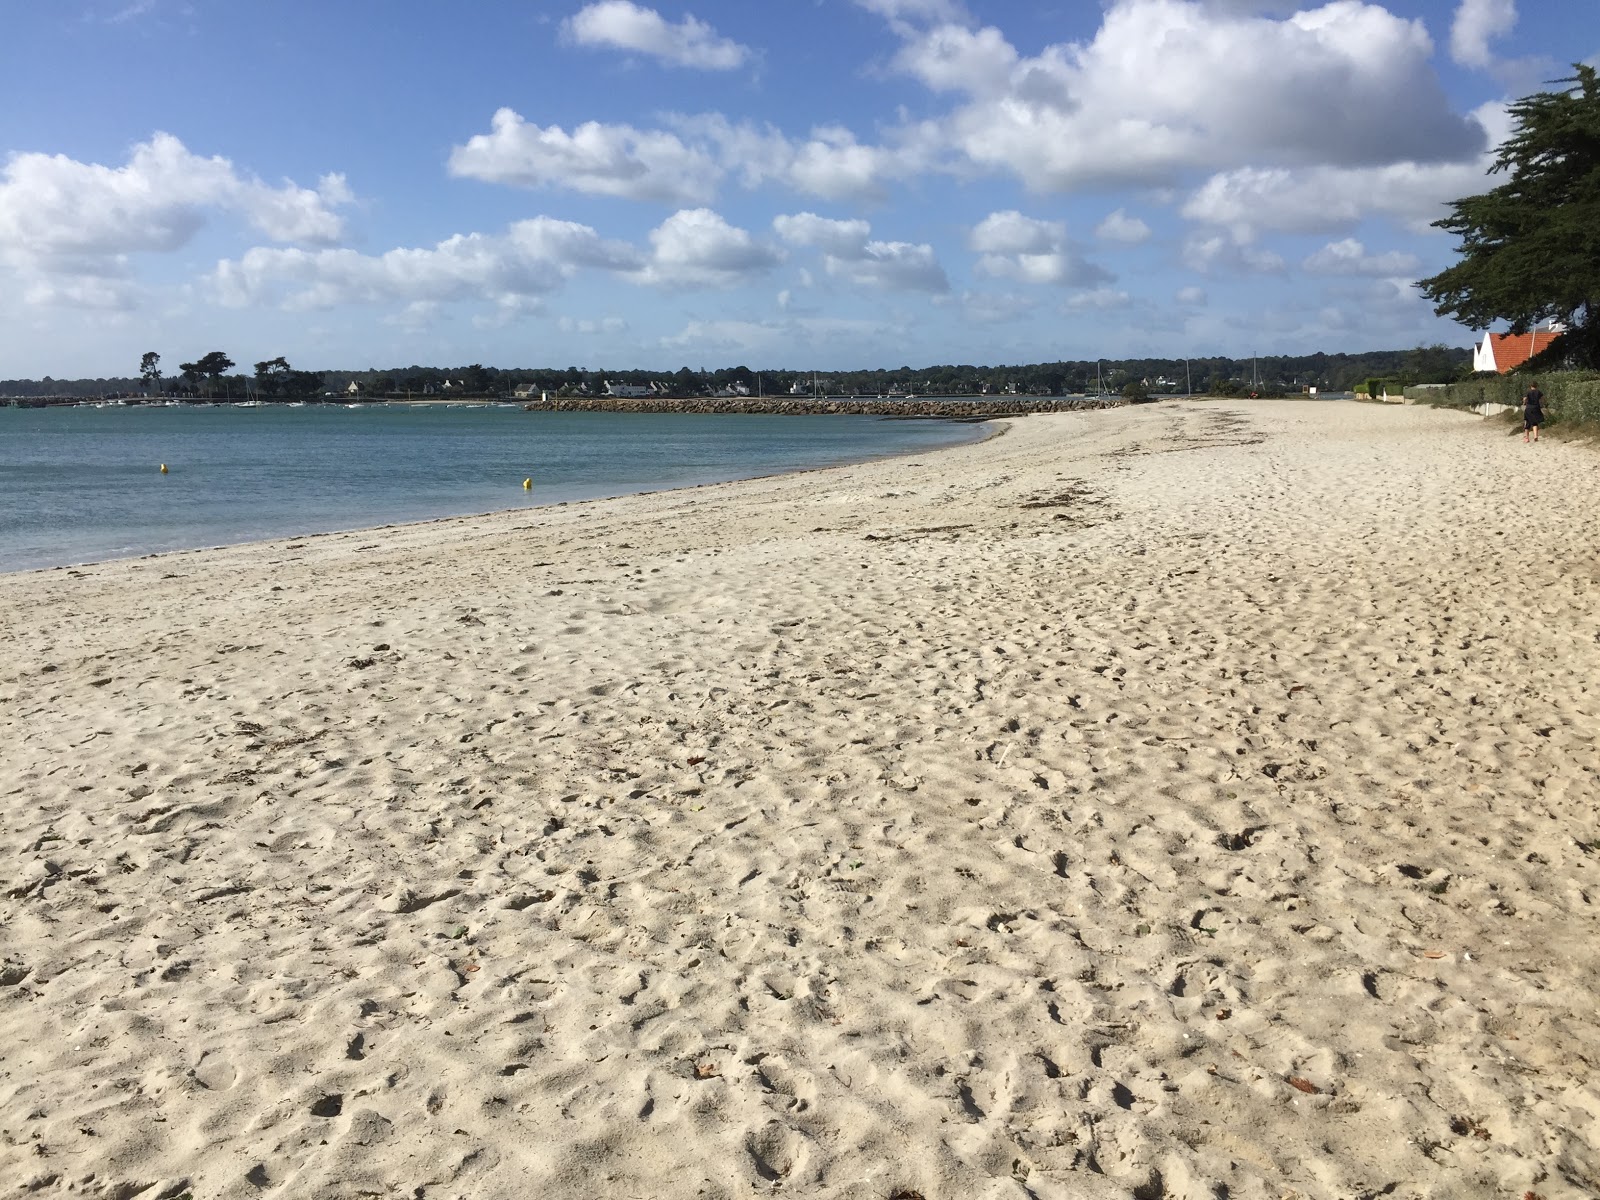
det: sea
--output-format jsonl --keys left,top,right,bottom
{"left": 0, "top": 401, "right": 990, "bottom": 573}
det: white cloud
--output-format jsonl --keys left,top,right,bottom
{"left": 211, "top": 217, "right": 642, "bottom": 310}
{"left": 671, "top": 114, "right": 922, "bottom": 202}
{"left": 776, "top": 211, "right": 948, "bottom": 292}
{"left": 889, "top": 1, "right": 1484, "bottom": 191}
{"left": 854, "top": 0, "right": 971, "bottom": 31}
{"left": 1450, "top": 0, "right": 1516, "bottom": 69}
{"left": 773, "top": 212, "right": 871, "bottom": 255}
{"left": 1196, "top": 0, "right": 1303, "bottom": 12}
{"left": 563, "top": 1, "right": 750, "bottom": 70}
{"left": 659, "top": 318, "right": 787, "bottom": 353}
{"left": 0, "top": 133, "right": 348, "bottom": 259}
{"left": 1095, "top": 209, "right": 1151, "bottom": 245}
{"left": 968, "top": 210, "right": 1111, "bottom": 286}
{"left": 784, "top": 127, "right": 902, "bottom": 202}
{"left": 1179, "top": 101, "right": 1508, "bottom": 239}
{"left": 106, "top": 0, "right": 157, "bottom": 22}
{"left": 456, "top": 109, "right": 925, "bottom": 206}
{"left": 1181, "top": 231, "right": 1285, "bottom": 274}
{"left": 1302, "top": 238, "right": 1422, "bottom": 276}
{"left": 1175, "top": 285, "right": 1208, "bottom": 306}
{"left": 448, "top": 108, "right": 718, "bottom": 205}
{"left": 22, "top": 275, "right": 140, "bottom": 310}
{"left": 632, "top": 208, "right": 783, "bottom": 288}
{"left": 832, "top": 240, "right": 949, "bottom": 292}
{"left": 1065, "top": 287, "right": 1132, "bottom": 310}
{"left": 384, "top": 300, "right": 442, "bottom": 331}
{"left": 892, "top": 23, "right": 1017, "bottom": 93}
{"left": 969, "top": 210, "right": 1060, "bottom": 256}
{"left": 0, "top": 132, "right": 350, "bottom": 310}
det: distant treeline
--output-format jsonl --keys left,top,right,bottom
{"left": 2, "top": 346, "right": 1471, "bottom": 399}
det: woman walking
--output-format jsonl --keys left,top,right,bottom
{"left": 1522, "top": 380, "right": 1544, "bottom": 443}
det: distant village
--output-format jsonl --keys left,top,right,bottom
{"left": 0, "top": 344, "right": 1488, "bottom": 406}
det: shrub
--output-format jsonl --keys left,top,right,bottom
{"left": 1403, "top": 369, "right": 1600, "bottom": 422}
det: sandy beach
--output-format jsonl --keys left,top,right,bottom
{"left": 4, "top": 399, "right": 1599, "bottom": 1200}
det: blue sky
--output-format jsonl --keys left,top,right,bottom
{"left": 0, "top": 0, "right": 1592, "bottom": 377}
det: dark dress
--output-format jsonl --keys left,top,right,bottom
{"left": 1524, "top": 388, "right": 1544, "bottom": 429}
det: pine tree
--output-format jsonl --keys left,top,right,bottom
{"left": 1419, "top": 65, "right": 1600, "bottom": 367}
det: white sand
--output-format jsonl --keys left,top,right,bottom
{"left": 3, "top": 400, "right": 1598, "bottom": 1200}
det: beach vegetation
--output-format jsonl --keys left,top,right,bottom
{"left": 1405, "top": 369, "right": 1600, "bottom": 427}
{"left": 1419, "top": 64, "right": 1600, "bottom": 369}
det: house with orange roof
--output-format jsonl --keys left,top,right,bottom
{"left": 1472, "top": 324, "right": 1565, "bottom": 373}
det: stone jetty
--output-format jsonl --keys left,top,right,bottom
{"left": 518, "top": 396, "right": 1129, "bottom": 417}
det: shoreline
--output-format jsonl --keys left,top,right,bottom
{"left": 4, "top": 400, "right": 1598, "bottom": 1198}
{"left": 1, "top": 410, "right": 1003, "bottom": 578}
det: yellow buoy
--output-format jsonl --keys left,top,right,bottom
{"left": 160, "top": 463, "right": 168, "bottom": 474}
{"left": 522, "top": 478, "right": 531, "bottom": 490}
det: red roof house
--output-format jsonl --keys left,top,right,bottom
{"left": 1473, "top": 327, "right": 1563, "bottom": 373}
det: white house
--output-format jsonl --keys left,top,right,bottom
{"left": 1473, "top": 322, "right": 1565, "bottom": 373}
{"left": 603, "top": 380, "right": 652, "bottom": 398}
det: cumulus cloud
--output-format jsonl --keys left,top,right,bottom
{"left": 776, "top": 211, "right": 948, "bottom": 292}
{"left": 670, "top": 114, "right": 925, "bottom": 202}
{"left": 773, "top": 212, "right": 872, "bottom": 255}
{"left": 969, "top": 210, "right": 1060, "bottom": 256}
{"left": 448, "top": 109, "right": 718, "bottom": 205}
{"left": 633, "top": 208, "right": 783, "bottom": 288}
{"left": 886, "top": 0, "right": 1484, "bottom": 191}
{"left": 1179, "top": 100, "right": 1508, "bottom": 240}
{"left": 1175, "top": 285, "right": 1208, "bottom": 306}
{"left": 0, "top": 132, "right": 348, "bottom": 258}
{"left": 1450, "top": 0, "right": 1516, "bottom": 69}
{"left": 968, "top": 210, "right": 1111, "bottom": 286}
{"left": 563, "top": 1, "right": 750, "bottom": 70}
{"left": 0, "top": 132, "right": 350, "bottom": 308}
{"left": 832, "top": 240, "right": 948, "bottom": 292}
{"left": 1181, "top": 231, "right": 1285, "bottom": 274}
{"left": 891, "top": 23, "right": 1017, "bottom": 92}
{"left": 211, "top": 217, "right": 642, "bottom": 310}
{"left": 454, "top": 109, "right": 927, "bottom": 206}
{"left": 1095, "top": 209, "right": 1151, "bottom": 244}
{"left": 1302, "top": 238, "right": 1422, "bottom": 276}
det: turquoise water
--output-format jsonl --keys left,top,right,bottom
{"left": 0, "top": 402, "right": 988, "bottom": 573}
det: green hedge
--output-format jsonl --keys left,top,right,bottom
{"left": 1404, "top": 370, "right": 1600, "bottom": 425}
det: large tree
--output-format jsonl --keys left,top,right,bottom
{"left": 139, "top": 351, "right": 161, "bottom": 393}
{"left": 254, "top": 356, "right": 292, "bottom": 398}
{"left": 1418, "top": 65, "right": 1600, "bottom": 368}
{"left": 178, "top": 351, "right": 236, "bottom": 396}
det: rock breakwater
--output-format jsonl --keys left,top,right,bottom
{"left": 518, "top": 396, "right": 1129, "bottom": 417}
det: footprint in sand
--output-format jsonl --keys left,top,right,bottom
{"left": 191, "top": 1052, "right": 238, "bottom": 1092}
{"left": 745, "top": 1119, "right": 809, "bottom": 1182}
{"left": 751, "top": 1054, "right": 816, "bottom": 1112}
